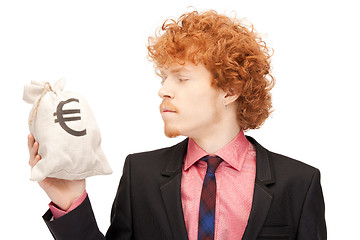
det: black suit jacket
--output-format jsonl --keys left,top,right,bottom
{"left": 43, "top": 136, "right": 326, "bottom": 239}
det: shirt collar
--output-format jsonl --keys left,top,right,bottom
{"left": 184, "top": 130, "right": 250, "bottom": 172}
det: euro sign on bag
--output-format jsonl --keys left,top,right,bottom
{"left": 23, "top": 78, "right": 112, "bottom": 181}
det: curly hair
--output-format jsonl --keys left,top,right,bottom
{"left": 147, "top": 10, "right": 274, "bottom": 130}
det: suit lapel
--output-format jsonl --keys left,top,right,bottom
{"left": 160, "top": 138, "right": 189, "bottom": 240}
{"left": 158, "top": 136, "right": 275, "bottom": 240}
{"left": 242, "top": 136, "right": 275, "bottom": 240}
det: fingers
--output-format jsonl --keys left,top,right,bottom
{"left": 28, "top": 134, "right": 41, "bottom": 168}
{"left": 30, "top": 139, "right": 39, "bottom": 157}
{"left": 27, "top": 134, "right": 34, "bottom": 151}
{"left": 29, "top": 154, "right": 41, "bottom": 168}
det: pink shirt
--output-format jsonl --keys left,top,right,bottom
{"left": 49, "top": 190, "right": 88, "bottom": 219}
{"left": 181, "top": 130, "right": 256, "bottom": 240}
{"left": 50, "top": 131, "right": 256, "bottom": 240}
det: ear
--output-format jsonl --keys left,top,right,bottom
{"left": 223, "top": 89, "right": 240, "bottom": 106}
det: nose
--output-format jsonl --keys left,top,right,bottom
{"left": 158, "top": 81, "right": 174, "bottom": 99}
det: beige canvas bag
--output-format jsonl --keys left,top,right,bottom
{"left": 23, "top": 78, "right": 112, "bottom": 181}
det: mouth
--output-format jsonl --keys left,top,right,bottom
{"left": 162, "top": 108, "right": 177, "bottom": 113}
{"left": 160, "top": 102, "right": 178, "bottom": 116}
{"left": 161, "top": 108, "right": 177, "bottom": 118}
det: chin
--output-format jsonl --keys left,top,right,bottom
{"left": 164, "top": 125, "right": 181, "bottom": 138}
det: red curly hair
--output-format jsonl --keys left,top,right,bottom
{"left": 147, "top": 10, "right": 274, "bottom": 130}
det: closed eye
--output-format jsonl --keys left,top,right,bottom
{"left": 179, "top": 78, "right": 189, "bottom": 82}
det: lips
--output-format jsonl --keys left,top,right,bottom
{"left": 162, "top": 108, "right": 176, "bottom": 113}
{"left": 160, "top": 102, "right": 178, "bottom": 114}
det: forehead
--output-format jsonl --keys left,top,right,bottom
{"left": 159, "top": 63, "right": 194, "bottom": 75}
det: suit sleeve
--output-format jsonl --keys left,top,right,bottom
{"left": 297, "top": 169, "right": 327, "bottom": 240}
{"left": 42, "top": 155, "right": 134, "bottom": 240}
{"left": 43, "top": 195, "right": 105, "bottom": 240}
{"left": 105, "top": 155, "right": 133, "bottom": 239}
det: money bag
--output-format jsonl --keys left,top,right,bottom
{"left": 23, "top": 78, "right": 112, "bottom": 181}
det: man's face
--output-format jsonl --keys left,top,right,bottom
{"left": 159, "top": 62, "right": 225, "bottom": 139}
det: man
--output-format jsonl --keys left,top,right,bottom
{"left": 28, "top": 10, "right": 326, "bottom": 239}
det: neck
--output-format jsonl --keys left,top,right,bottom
{"left": 191, "top": 111, "right": 241, "bottom": 154}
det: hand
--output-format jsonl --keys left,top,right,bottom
{"left": 28, "top": 134, "right": 86, "bottom": 211}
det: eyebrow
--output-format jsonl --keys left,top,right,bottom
{"left": 162, "top": 66, "right": 190, "bottom": 75}
{"left": 170, "top": 67, "right": 184, "bottom": 73}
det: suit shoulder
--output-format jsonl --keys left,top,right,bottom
{"left": 121, "top": 139, "right": 187, "bottom": 177}
{"left": 269, "top": 150, "right": 319, "bottom": 172}
{"left": 267, "top": 150, "right": 320, "bottom": 184}
{"left": 125, "top": 138, "right": 188, "bottom": 164}
{"left": 129, "top": 141, "right": 182, "bottom": 158}
{"left": 247, "top": 135, "right": 320, "bottom": 177}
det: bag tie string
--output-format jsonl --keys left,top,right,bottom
{"left": 29, "top": 82, "right": 54, "bottom": 125}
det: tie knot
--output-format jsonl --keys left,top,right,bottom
{"left": 203, "top": 156, "right": 223, "bottom": 174}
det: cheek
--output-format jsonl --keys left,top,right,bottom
{"left": 187, "top": 95, "right": 219, "bottom": 118}
{"left": 184, "top": 93, "right": 207, "bottom": 112}
{"left": 179, "top": 86, "right": 222, "bottom": 117}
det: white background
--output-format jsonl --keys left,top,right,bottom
{"left": 1, "top": 0, "right": 359, "bottom": 239}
